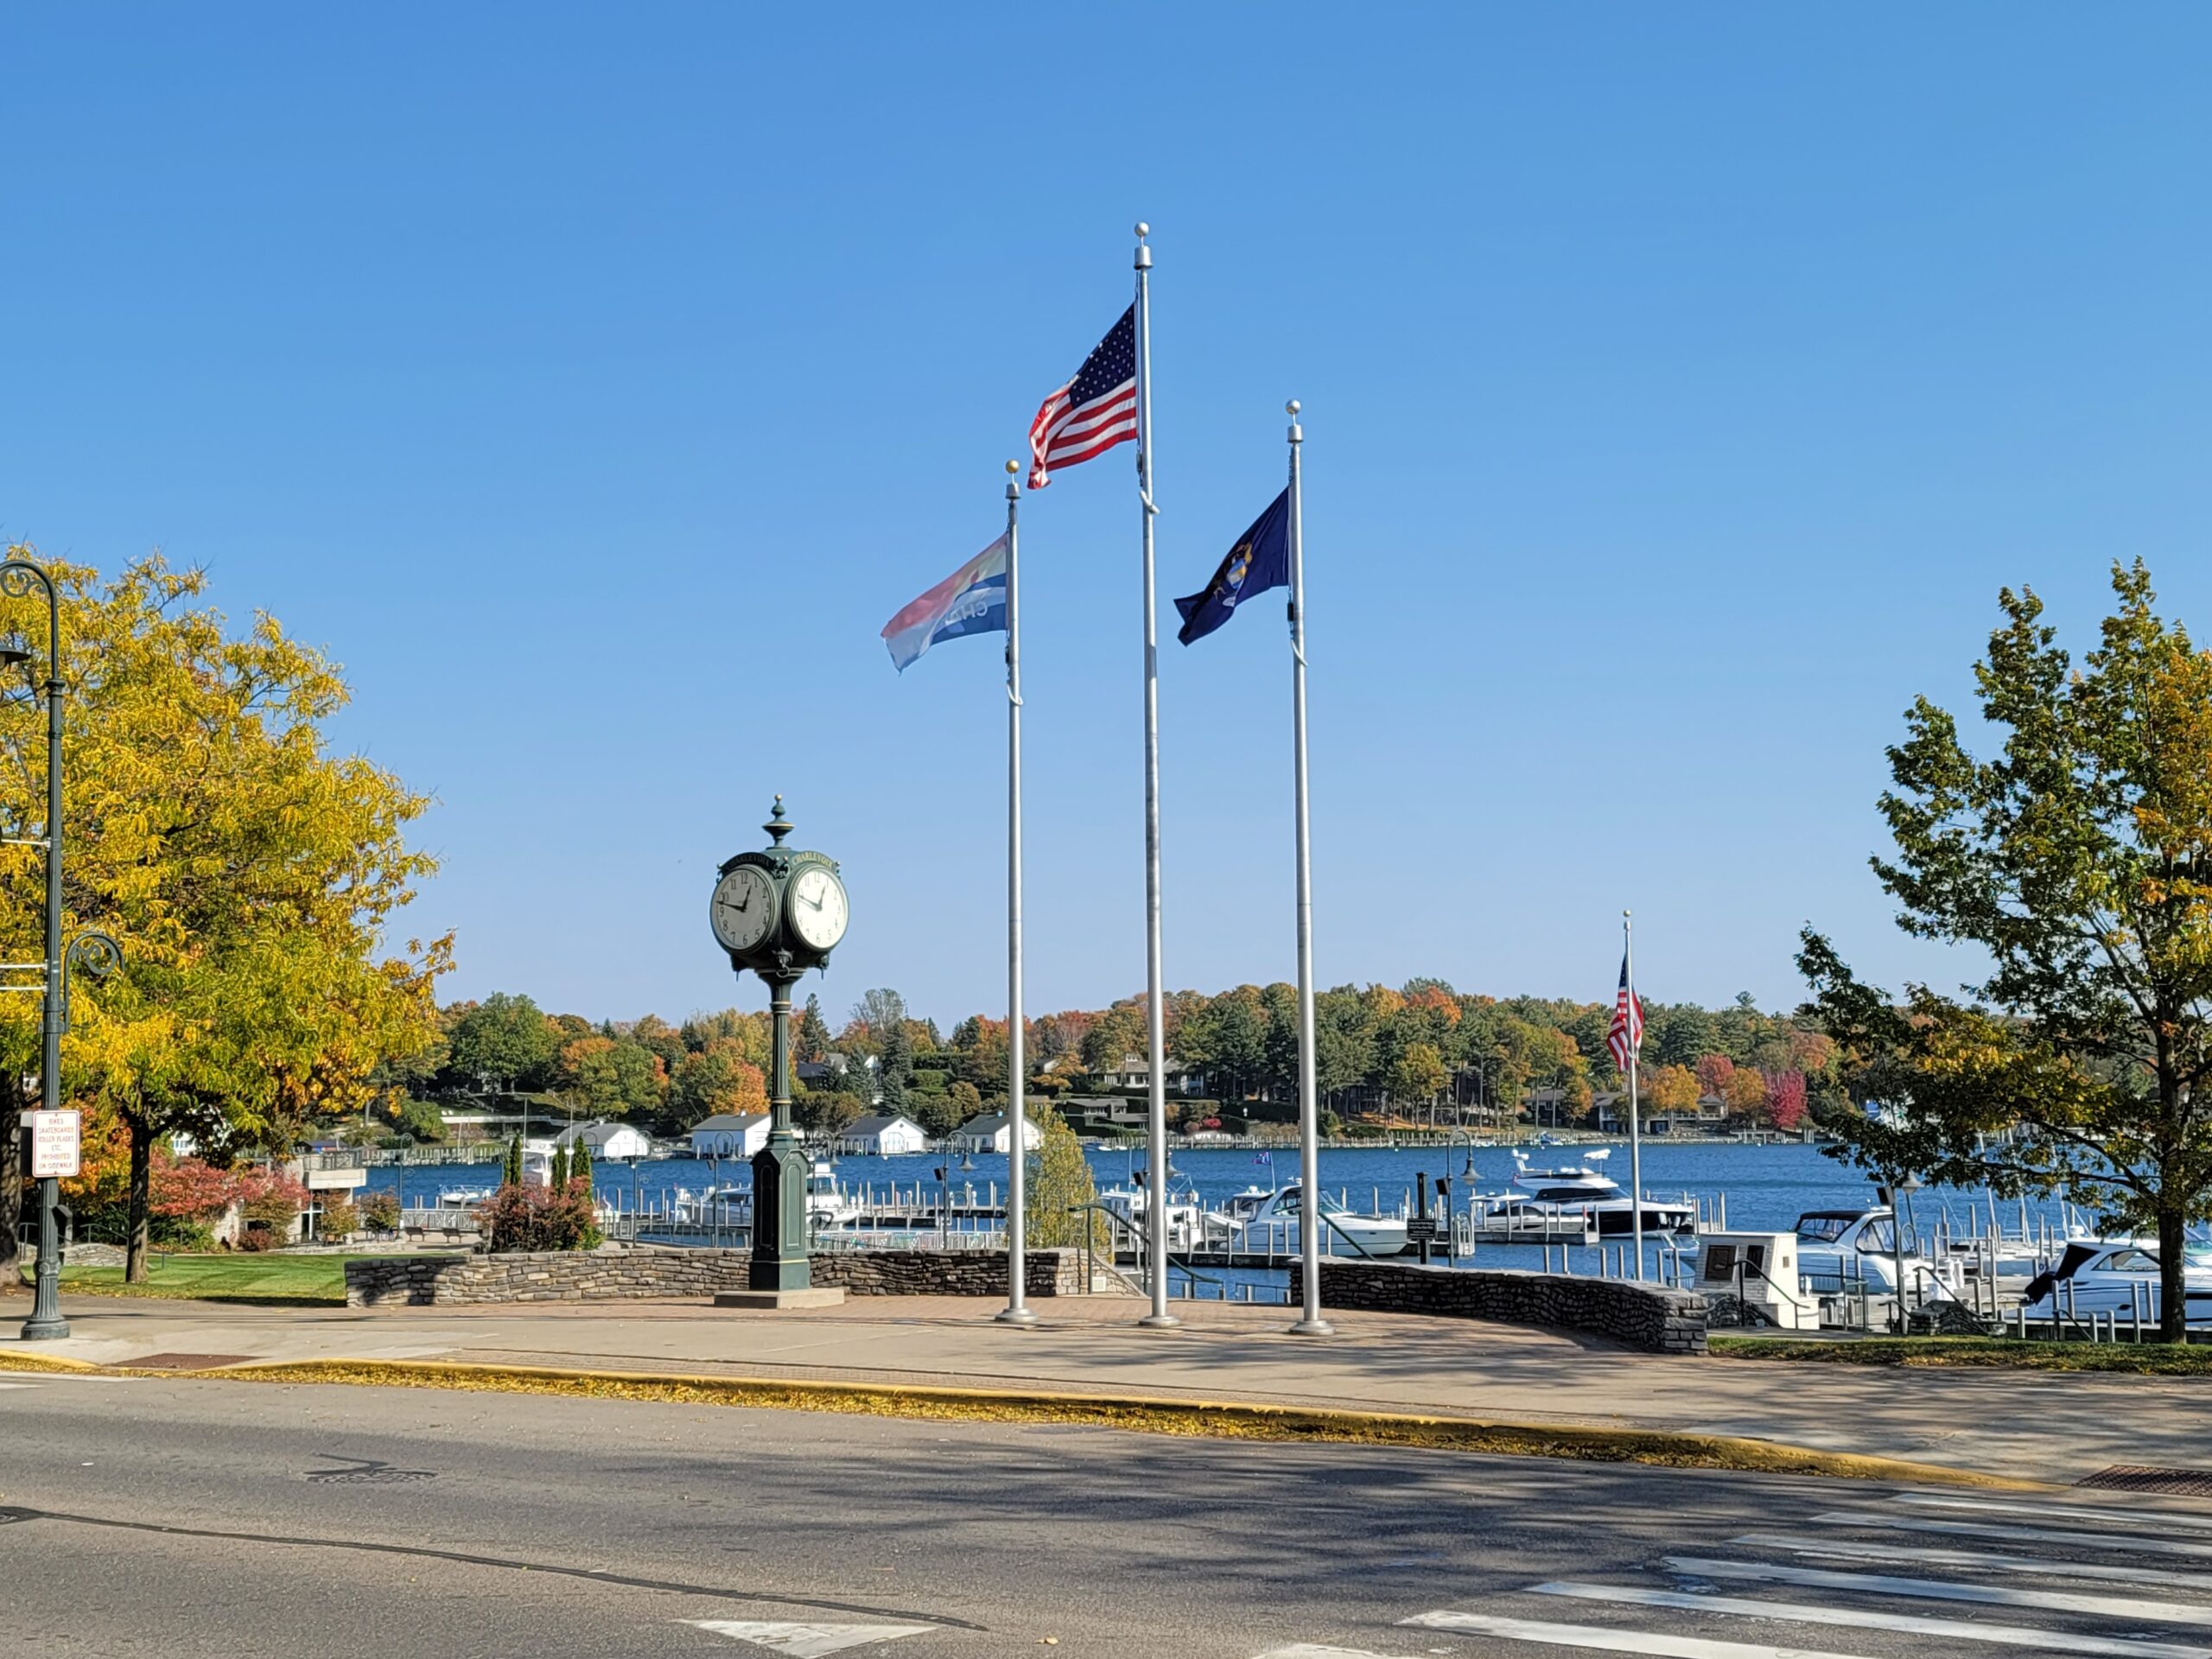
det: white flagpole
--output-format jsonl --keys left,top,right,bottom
{"left": 1625, "top": 909, "right": 1644, "bottom": 1280}
{"left": 1135, "top": 220, "right": 1175, "bottom": 1329}
{"left": 1287, "top": 399, "right": 1332, "bottom": 1337}
{"left": 998, "top": 461, "right": 1036, "bottom": 1325}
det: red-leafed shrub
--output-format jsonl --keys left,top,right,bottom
{"left": 481, "top": 1181, "right": 600, "bottom": 1253}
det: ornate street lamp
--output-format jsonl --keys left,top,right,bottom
{"left": 3, "top": 557, "right": 120, "bottom": 1340}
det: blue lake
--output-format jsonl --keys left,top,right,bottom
{"left": 371, "top": 1139, "right": 2071, "bottom": 1285}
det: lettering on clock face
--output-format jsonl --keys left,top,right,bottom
{"left": 710, "top": 866, "right": 775, "bottom": 954}
{"left": 788, "top": 866, "right": 848, "bottom": 952}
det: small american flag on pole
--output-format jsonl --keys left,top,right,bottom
{"left": 1607, "top": 954, "right": 1644, "bottom": 1073}
{"left": 1027, "top": 306, "right": 1138, "bottom": 489}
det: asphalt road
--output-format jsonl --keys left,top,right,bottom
{"left": 2, "top": 1372, "right": 2205, "bottom": 1659}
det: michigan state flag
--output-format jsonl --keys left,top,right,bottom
{"left": 1175, "top": 490, "right": 1288, "bottom": 645}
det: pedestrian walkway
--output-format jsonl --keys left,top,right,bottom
{"left": 665, "top": 1485, "right": 2212, "bottom": 1656}
{"left": 1374, "top": 1485, "right": 2212, "bottom": 1658}
{"left": 8, "top": 1289, "right": 2209, "bottom": 1485}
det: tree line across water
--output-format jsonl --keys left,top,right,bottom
{"left": 397, "top": 979, "right": 1839, "bottom": 1144}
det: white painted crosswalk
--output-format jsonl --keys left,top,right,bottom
{"left": 682, "top": 1487, "right": 2212, "bottom": 1659}
{"left": 687, "top": 1618, "right": 935, "bottom": 1656}
{"left": 1382, "top": 1488, "right": 2212, "bottom": 1659}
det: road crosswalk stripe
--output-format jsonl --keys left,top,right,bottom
{"left": 1895, "top": 1491, "right": 2212, "bottom": 1532}
{"left": 1399, "top": 1611, "right": 1877, "bottom": 1657}
{"left": 1667, "top": 1554, "right": 2212, "bottom": 1624}
{"left": 1251, "top": 1645, "right": 1432, "bottom": 1658}
{"left": 0, "top": 1382, "right": 40, "bottom": 1389}
{"left": 1732, "top": 1529, "right": 2212, "bottom": 1592}
{"left": 685, "top": 1619, "right": 935, "bottom": 1656}
{"left": 1814, "top": 1509, "right": 2212, "bottom": 1560}
{"left": 1531, "top": 1580, "right": 2212, "bottom": 1658}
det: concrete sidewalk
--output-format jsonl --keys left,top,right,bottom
{"left": 4, "top": 1289, "right": 2202, "bottom": 1484}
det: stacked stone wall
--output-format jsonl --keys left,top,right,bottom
{"left": 1318, "top": 1261, "right": 1707, "bottom": 1355}
{"left": 346, "top": 1247, "right": 1103, "bottom": 1306}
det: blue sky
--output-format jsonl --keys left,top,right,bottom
{"left": 5, "top": 7, "right": 2209, "bottom": 1030}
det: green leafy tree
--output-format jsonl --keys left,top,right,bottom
{"left": 1024, "top": 1103, "right": 1106, "bottom": 1249}
{"left": 11, "top": 553, "right": 450, "bottom": 1281}
{"left": 442, "top": 993, "right": 558, "bottom": 1092}
{"left": 1390, "top": 1042, "right": 1448, "bottom": 1124}
{"left": 1800, "top": 562, "right": 2212, "bottom": 1339}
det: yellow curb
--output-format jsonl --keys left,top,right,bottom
{"left": 0, "top": 1349, "right": 104, "bottom": 1374}
{"left": 188, "top": 1357, "right": 2042, "bottom": 1491}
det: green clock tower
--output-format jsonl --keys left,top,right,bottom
{"left": 707, "top": 797, "right": 850, "bottom": 1305}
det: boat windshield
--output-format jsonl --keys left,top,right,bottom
{"left": 1796, "top": 1214, "right": 1857, "bottom": 1243}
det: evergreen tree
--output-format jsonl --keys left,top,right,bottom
{"left": 503, "top": 1133, "right": 523, "bottom": 1187}
{"left": 797, "top": 995, "right": 832, "bottom": 1063}
{"left": 551, "top": 1142, "right": 570, "bottom": 1187}
{"left": 570, "top": 1139, "right": 593, "bottom": 1198}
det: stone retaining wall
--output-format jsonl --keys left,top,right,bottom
{"left": 1318, "top": 1261, "right": 1707, "bottom": 1355}
{"left": 346, "top": 1247, "right": 1104, "bottom": 1306}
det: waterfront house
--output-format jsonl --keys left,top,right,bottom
{"left": 947, "top": 1112, "right": 1044, "bottom": 1154}
{"left": 552, "top": 1120, "right": 653, "bottom": 1161}
{"left": 836, "top": 1114, "right": 928, "bottom": 1156}
{"left": 1097, "top": 1054, "right": 1204, "bottom": 1095}
{"left": 687, "top": 1112, "right": 772, "bottom": 1158}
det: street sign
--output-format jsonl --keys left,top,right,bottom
{"left": 1404, "top": 1217, "right": 1440, "bottom": 1243}
{"left": 28, "top": 1109, "right": 79, "bottom": 1179}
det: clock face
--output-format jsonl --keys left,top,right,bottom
{"left": 709, "top": 866, "right": 776, "bottom": 955}
{"left": 787, "top": 865, "right": 849, "bottom": 952}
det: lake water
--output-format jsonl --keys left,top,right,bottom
{"left": 370, "top": 1139, "right": 2070, "bottom": 1292}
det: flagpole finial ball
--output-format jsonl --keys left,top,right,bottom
{"left": 1135, "top": 221, "right": 1149, "bottom": 238}
{"left": 1286, "top": 399, "right": 1300, "bottom": 416}
{"left": 1005, "top": 459, "right": 1019, "bottom": 476}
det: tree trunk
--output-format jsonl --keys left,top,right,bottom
{"left": 125, "top": 1116, "right": 152, "bottom": 1284}
{"left": 2159, "top": 1203, "right": 2188, "bottom": 1344}
{"left": 0, "top": 1110, "right": 20, "bottom": 1281}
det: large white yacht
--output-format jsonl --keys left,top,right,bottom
{"left": 1212, "top": 1183, "right": 1410, "bottom": 1257}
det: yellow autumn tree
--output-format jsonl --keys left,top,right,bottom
{"left": 0, "top": 550, "right": 449, "bottom": 1280}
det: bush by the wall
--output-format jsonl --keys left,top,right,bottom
{"left": 482, "top": 1181, "right": 598, "bottom": 1252}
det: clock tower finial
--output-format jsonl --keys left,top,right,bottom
{"left": 766, "top": 796, "right": 792, "bottom": 846}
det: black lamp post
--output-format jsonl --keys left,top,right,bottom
{"left": 5, "top": 557, "right": 118, "bottom": 1341}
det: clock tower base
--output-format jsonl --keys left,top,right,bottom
{"left": 715, "top": 1286, "right": 847, "bottom": 1310}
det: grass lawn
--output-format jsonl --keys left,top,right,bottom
{"left": 45, "top": 1252, "right": 360, "bottom": 1305}
{"left": 1713, "top": 1332, "right": 2212, "bottom": 1375}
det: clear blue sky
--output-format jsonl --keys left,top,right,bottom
{"left": 5, "top": 7, "right": 2209, "bottom": 1031}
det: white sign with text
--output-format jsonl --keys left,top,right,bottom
{"left": 27, "top": 1109, "right": 80, "bottom": 1179}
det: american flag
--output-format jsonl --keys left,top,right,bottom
{"left": 1607, "top": 954, "right": 1644, "bottom": 1074}
{"left": 1027, "top": 306, "right": 1138, "bottom": 489}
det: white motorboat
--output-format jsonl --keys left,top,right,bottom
{"left": 1792, "top": 1207, "right": 1944, "bottom": 1294}
{"left": 1475, "top": 1151, "right": 1697, "bottom": 1237}
{"left": 1211, "top": 1183, "right": 1409, "bottom": 1256}
{"left": 677, "top": 1161, "right": 858, "bottom": 1230}
{"left": 1097, "top": 1180, "right": 1211, "bottom": 1251}
{"left": 2022, "top": 1240, "right": 2212, "bottom": 1327}
{"left": 435, "top": 1185, "right": 494, "bottom": 1208}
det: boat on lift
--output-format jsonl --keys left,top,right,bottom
{"left": 1475, "top": 1150, "right": 1697, "bottom": 1237}
{"left": 1211, "top": 1183, "right": 1410, "bottom": 1256}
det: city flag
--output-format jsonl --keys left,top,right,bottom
{"left": 1607, "top": 954, "right": 1644, "bottom": 1072}
{"left": 880, "top": 534, "right": 1008, "bottom": 672}
{"left": 1027, "top": 307, "right": 1138, "bottom": 489}
{"left": 1175, "top": 490, "right": 1288, "bottom": 645}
